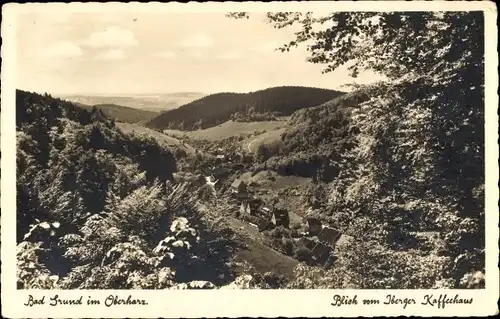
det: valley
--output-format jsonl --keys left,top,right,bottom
{"left": 16, "top": 55, "right": 485, "bottom": 290}
{"left": 11, "top": 8, "right": 486, "bottom": 298}
{"left": 102, "top": 90, "right": 357, "bottom": 279}
{"left": 60, "top": 88, "right": 350, "bottom": 280}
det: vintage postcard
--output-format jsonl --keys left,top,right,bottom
{"left": 1, "top": 1, "right": 498, "bottom": 318}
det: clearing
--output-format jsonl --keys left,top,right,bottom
{"left": 244, "top": 128, "right": 287, "bottom": 153}
{"left": 164, "top": 120, "right": 286, "bottom": 141}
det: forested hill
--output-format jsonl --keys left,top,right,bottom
{"left": 16, "top": 89, "right": 178, "bottom": 240}
{"left": 78, "top": 103, "right": 158, "bottom": 124}
{"left": 250, "top": 89, "right": 370, "bottom": 182}
{"left": 145, "top": 86, "right": 344, "bottom": 131}
{"left": 16, "top": 90, "right": 226, "bottom": 290}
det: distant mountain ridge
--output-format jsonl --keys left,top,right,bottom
{"left": 59, "top": 92, "right": 205, "bottom": 113}
{"left": 145, "top": 86, "right": 345, "bottom": 131}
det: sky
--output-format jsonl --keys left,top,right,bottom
{"left": 16, "top": 12, "right": 383, "bottom": 95}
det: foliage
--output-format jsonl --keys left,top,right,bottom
{"left": 231, "top": 109, "right": 279, "bottom": 122}
{"left": 249, "top": 91, "right": 364, "bottom": 181}
{"left": 263, "top": 226, "right": 297, "bottom": 257}
{"left": 287, "top": 239, "right": 455, "bottom": 289}
{"left": 16, "top": 9, "right": 486, "bottom": 290}
{"left": 15, "top": 91, "right": 242, "bottom": 289}
{"left": 230, "top": 12, "right": 482, "bottom": 80}
{"left": 230, "top": 11, "right": 485, "bottom": 288}
{"left": 294, "top": 247, "right": 313, "bottom": 265}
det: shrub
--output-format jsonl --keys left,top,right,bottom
{"left": 294, "top": 247, "right": 313, "bottom": 264}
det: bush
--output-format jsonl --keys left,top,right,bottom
{"left": 282, "top": 238, "right": 295, "bottom": 256}
{"left": 294, "top": 246, "right": 313, "bottom": 264}
{"left": 174, "top": 148, "right": 187, "bottom": 159}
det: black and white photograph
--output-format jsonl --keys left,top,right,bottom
{"left": 1, "top": 1, "right": 498, "bottom": 318}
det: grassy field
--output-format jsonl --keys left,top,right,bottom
{"left": 220, "top": 214, "right": 299, "bottom": 278}
{"left": 244, "top": 128, "right": 287, "bottom": 153}
{"left": 117, "top": 122, "right": 197, "bottom": 154}
{"left": 197, "top": 202, "right": 299, "bottom": 279}
{"left": 164, "top": 120, "right": 286, "bottom": 141}
{"left": 233, "top": 234, "right": 299, "bottom": 278}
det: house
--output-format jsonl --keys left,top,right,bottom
{"left": 231, "top": 179, "right": 247, "bottom": 193}
{"left": 240, "top": 198, "right": 264, "bottom": 215}
{"left": 240, "top": 202, "right": 251, "bottom": 215}
{"left": 271, "top": 208, "right": 290, "bottom": 228}
{"left": 247, "top": 179, "right": 258, "bottom": 187}
{"left": 204, "top": 175, "right": 218, "bottom": 184}
{"left": 317, "top": 226, "right": 342, "bottom": 247}
{"left": 215, "top": 154, "right": 226, "bottom": 164}
{"left": 305, "top": 217, "right": 322, "bottom": 236}
{"left": 256, "top": 205, "right": 273, "bottom": 219}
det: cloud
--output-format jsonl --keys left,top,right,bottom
{"left": 84, "top": 26, "right": 138, "bottom": 49}
{"left": 41, "top": 41, "right": 83, "bottom": 59}
{"left": 152, "top": 51, "right": 176, "bottom": 59}
{"left": 95, "top": 49, "right": 126, "bottom": 60}
{"left": 179, "top": 33, "right": 214, "bottom": 48}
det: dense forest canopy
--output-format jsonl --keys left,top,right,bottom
{"left": 230, "top": 11, "right": 485, "bottom": 288}
{"left": 145, "top": 86, "right": 344, "bottom": 131}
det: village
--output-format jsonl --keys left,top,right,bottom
{"left": 225, "top": 168, "right": 354, "bottom": 270}
{"left": 172, "top": 141, "right": 357, "bottom": 271}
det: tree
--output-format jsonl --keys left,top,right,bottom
{"left": 230, "top": 12, "right": 485, "bottom": 288}
{"left": 228, "top": 12, "right": 482, "bottom": 80}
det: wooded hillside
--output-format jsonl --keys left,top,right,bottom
{"left": 15, "top": 90, "right": 244, "bottom": 289}
{"left": 78, "top": 103, "right": 158, "bottom": 124}
{"left": 145, "top": 86, "right": 344, "bottom": 131}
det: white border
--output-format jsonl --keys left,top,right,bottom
{"left": 1, "top": 2, "right": 498, "bottom": 318}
